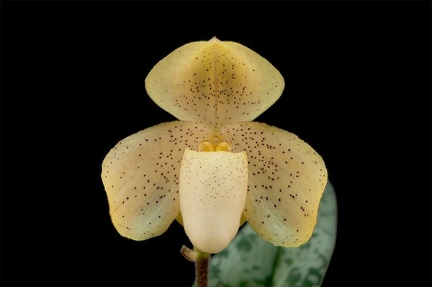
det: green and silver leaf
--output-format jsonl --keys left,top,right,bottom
{"left": 194, "top": 181, "right": 337, "bottom": 287}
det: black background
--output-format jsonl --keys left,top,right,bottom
{"left": 1, "top": 1, "right": 431, "bottom": 286}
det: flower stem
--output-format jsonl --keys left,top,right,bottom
{"left": 180, "top": 245, "right": 210, "bottom": 287}
{"left": 195, "top": 247, "right": 210, "bottom": 287}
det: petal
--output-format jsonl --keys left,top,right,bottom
{"left": 145, "top": 37, "right": 284, "bottom": 127}
{"left": 219, "top": 122, "right": 328, "bottom": 247}
{"left": 179, "top": 149, "right": 248, "bottom": 253}
{"left": 101, "top": 121, "right": 212, "bottom": 240}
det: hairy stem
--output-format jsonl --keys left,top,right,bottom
{"left": 181, "top": 245, "right": 210, "bottom": 287}
{"left": 195, "top": 247, "right": 210, "bottom": 287}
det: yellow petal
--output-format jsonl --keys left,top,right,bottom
{"left": 145, "top": 37, "right": 284, "bottom": 127}
{"left": 220, "top": 122, "right": 327, "bottom": 247}
{"left": 179, "top": 148, "right": 248, "bottom": 253}
{"left": 101, "top": 121, "right": 212, "bottom": 240}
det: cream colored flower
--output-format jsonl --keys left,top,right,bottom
{"left": 101, "top": 37, "right": 327, "bottom": 254}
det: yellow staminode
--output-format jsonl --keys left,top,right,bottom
{"left": 198, "top": 140, "right": 232, "bottom": 152}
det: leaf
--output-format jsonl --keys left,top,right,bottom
{"left": 193, "top": 181, "right": 337, "bottom": 287}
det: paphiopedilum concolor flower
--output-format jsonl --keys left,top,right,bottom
{"left": 101, "top": 37, "right": 327, "bottom": 254}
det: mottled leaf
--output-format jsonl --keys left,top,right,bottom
{"left": 193, "top": 181, "right": 337, "bottom": 287}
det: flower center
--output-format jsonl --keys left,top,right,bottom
{"left": 198, "top": 140, "right": 232, "bottom": 152}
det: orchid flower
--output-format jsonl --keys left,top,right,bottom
{"left": 101, "top": 37, "right": 327, "bottom": 255}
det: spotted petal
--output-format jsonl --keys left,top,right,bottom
{"left": 145, "top": 37, "right": 284, "bottom": 127}
{"left": 219, "top": 122, "right": 328, "bottom": 247}
{"left": 101, "top": 121, "right": 212, "bottom": 240}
